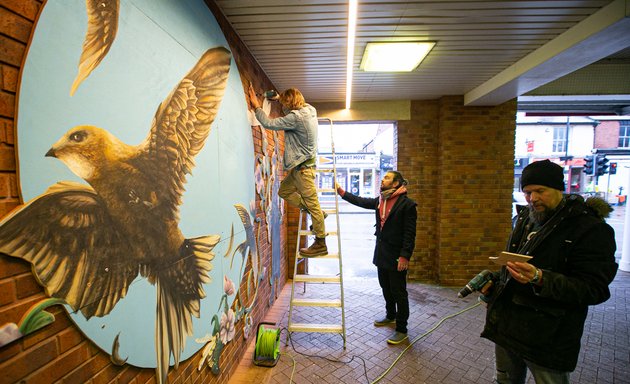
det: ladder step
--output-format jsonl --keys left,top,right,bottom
{"left": 301, "top": 208, "right": 337, "bottom": 215}
{"left": 291, "top": 298, "right": 342, "bottom": 307}
{"left": 297, "top": 252, "right": 339, "bottom": 260}
{"left": 317, "top": 188, "right": 336, "bottom": 193}
{"left": 314, "top": 169, "right": 334, "bottom": 173}
{"left": 298, "top": 230, "right": 338, "bottom": 236}
{"left": 288, "top": 323, "right": 343, "bottom": 333}
{"left": 294, "top": 274, "right": 341, "bottom": 283}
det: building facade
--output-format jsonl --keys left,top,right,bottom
{"left": 515, "top": 114, "right": 630, "bottom": 203}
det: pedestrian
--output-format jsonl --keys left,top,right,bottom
{"left": 336, "top": 170, "right": 417, "bottom": 344}
{"left": 481, "top": 159, "right": 618, "bottom": 383}
{"left": 247, "top": 84, "right": 327, "bottom": 257}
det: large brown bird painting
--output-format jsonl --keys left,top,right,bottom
{"left": 0, "top": 47, "right": 232, "bottom": 383}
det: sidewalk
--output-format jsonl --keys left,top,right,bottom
{"left": 230, "top": 208, "right": 630, "bottom": 383}
{"left": 230, "top": 270, "right": 630, "bottom": 384}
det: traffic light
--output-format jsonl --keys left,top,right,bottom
{"left": 597, "top": 155, "right": 609, "bottom": 176}
{"left": 610, "top": 162, "right": 617, "bottom": 175}
{"left": 584, "top": 155, "right": 595, "bottom": 175}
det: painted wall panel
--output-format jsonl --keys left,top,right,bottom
{"left": 9, "top": 0, "right": 254, "bottom": 376}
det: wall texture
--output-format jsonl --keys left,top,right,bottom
{"left": 398, "top": 97, "right": 517, "bottom": 283}
{"left": 595, "top": 121, "right": 620, "bottom": 149}
{"left": 0, "top": 0, "right": 288, "bottom": 383}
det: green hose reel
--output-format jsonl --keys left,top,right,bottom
{"left": 253, "top": 322, "right": 281, "bottom": 367}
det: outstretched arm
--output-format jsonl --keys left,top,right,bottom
{"left": 337, "top": 183, "right": 379, "bottom": 210}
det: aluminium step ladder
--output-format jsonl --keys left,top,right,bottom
{"left": 287, "top": 117, "right": 346, "bottom": 348}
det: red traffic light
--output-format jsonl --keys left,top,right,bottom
{"left": 610, "top": 162, "right": 618, "bottom": 175}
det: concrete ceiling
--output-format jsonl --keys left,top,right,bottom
{"left": 213, "top": 0, "right": 630, "bottom": 115}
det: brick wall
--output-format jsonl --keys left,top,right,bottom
{"left": 595, "top": 120, "right": 619, "bottom": 149}
{"left": 396, "top": 100, "right": 441, "bottom": 281}
{"left": 0, "top": 1, "right": 288, "bottom": 383}
{"left": 399, "top": 97, "right": 516, "bottom": 284}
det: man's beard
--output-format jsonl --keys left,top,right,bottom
{"left": 528, "top": 204, "right": 553, "bottom": 224}
{"left": 380, "top": 184, "right": 394, "bottom": 192}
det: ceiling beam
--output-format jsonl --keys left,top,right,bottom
{"left": 518, "top": 95, "right": 630, "bottom": 115}
{"left": 465, "top": 0, "right": 630, "bottom": 106}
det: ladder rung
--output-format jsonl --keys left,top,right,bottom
{"left": 298, "top": 252, "right": 339, "bottom": 260}
{"left": 289, "top": 323, "right": 343, "bottom": 333}
{"left": 301, "top": 208, "right": 337, "bottom": 214}
{"left": 317, "top": 188, "right": 336, "bottom": 193}
{"left": 294, "top": 274, "right": 341, "bottom": 283}
{"left": 298, "top": 230, "right": 338, "bottom": 236}
{"left": 314, "top": 169, "right": 334, "bottom": 173}
{"left": 291, "top": 298, "right": 342, "bottom": 307}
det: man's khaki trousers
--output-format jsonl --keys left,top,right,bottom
{"left": 278, "top": 166, "right": 326, "bottom": 238}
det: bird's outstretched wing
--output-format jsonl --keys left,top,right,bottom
{"left": 136, "top": 47, "right": 231, "bottom": 221}
{"left": 0, "top": 182, "right": 138, "bottom": 318}
{"left": 70, "top": 0, "right": 120, "bottom": 96}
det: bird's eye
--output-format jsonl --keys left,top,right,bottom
{"left": 69, "top": 131, "right": 87, "bottom": 142}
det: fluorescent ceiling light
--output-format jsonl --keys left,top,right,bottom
{"left": 360, "top": 42, "right": 435, "bottom": 72}
{"left": 345, "top": 0, "right": 358, "bottom": 109}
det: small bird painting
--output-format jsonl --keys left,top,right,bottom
{"left": 0, "top": 46, "right": 232, "bottom": 383}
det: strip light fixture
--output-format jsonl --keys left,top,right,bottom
{"left": 345, "top": 0, "right": 358, "bottom": 109}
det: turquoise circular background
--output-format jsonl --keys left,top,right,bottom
{"left": 17, "top": 0, "right": 254, "bottom": 367}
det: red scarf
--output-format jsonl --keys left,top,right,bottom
{"left": 379, "top": 186, "right": 407, "bottom": 229}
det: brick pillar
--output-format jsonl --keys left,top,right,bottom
{"left": 398, "top": 97, "right": 517, "bottom": 285}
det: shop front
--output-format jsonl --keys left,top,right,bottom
{"left": 317, "top": 153, "right": 380, "bottom": 197}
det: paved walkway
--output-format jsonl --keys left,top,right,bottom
{"left": 230, "top": 209, "right": 630, "bottom": 384}
{"left": 230, "top": 271, "right": 630, "bottom": 384}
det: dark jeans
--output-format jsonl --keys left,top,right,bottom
{"left": 494, "top": 344, "right": 570, "bottom": 384}
{"left": 377, "top": 267, "right": 409, "bottom": 333}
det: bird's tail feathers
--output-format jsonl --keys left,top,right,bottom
{"left": 156, "top": 280, "right": 186, "bottom": 384}
{"left": 154, "top": 234, "right": 220, "bottom": 383}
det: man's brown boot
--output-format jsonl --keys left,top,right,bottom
{"left": 299, "top": 237, "right": 327, "bottom": 257}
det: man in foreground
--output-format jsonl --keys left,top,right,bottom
{"left": 482, "top": 160, "right": 618, "bottom": 383}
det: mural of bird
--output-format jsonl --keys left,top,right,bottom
{"left": 0, "top": 46, "right": 232, "bottom": 383}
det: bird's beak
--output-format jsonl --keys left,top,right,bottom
{"left": 45, "top": 148, "right": 56, "bottom": 158}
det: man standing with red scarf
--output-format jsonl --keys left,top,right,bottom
{"left": 337, "top": 171, "right": 417, "bottom": 344}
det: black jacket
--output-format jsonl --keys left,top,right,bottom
{"left": 481, "top": 194, "right": 618, "bottom": 371}
{"left": 341, "top": 190, "right": 417, "bottom": 270}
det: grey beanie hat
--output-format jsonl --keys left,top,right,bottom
{"left": 520, "top": 160, "right": 565, "bottom": 191}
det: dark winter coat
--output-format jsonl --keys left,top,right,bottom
{"left": 341, "top": 190, "right": 417, "bottom": 271}
{"left": 481, "top": 194, "right": 618, "bottom": 372}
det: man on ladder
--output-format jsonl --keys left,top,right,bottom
{"left": 248, "top": 84, "right": 327, "bottom": 257}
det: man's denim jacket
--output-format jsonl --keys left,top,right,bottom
{"left": 255, "top": 104, "right": 318, "bottom": 170}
